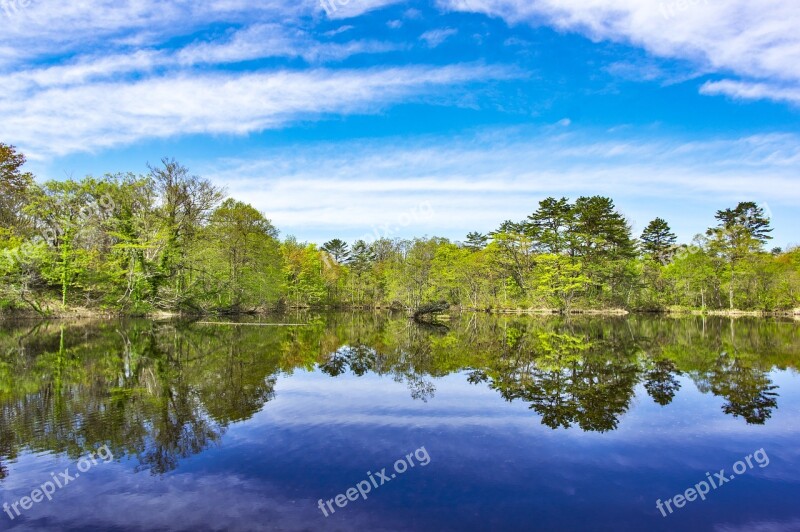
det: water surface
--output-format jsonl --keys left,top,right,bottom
{"left": 1, "top": 314, "right": 799, "bottom": 531}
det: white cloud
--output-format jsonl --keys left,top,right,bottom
{"left": 438, "top": 0, "right": 800, "bottom": 105}
{"left": 700, "top": 80, "right": 800, "bottom": 106}
{"left": 420, "top": 28, "right": 459, "bottom": 48}
{"left": 176, "top": 23, "right": 401, "bottom": 65}
{"left": 320, "top": 0, "right": 404, "bottom": 20}
{"left": 0, "top": 0, "right": 317, "bottom": 65}
{"left": 199, "top": 127, "right": 800, "bottom": 244}
{"left": 0, "top": 64, "right": 514, "bottom": 156}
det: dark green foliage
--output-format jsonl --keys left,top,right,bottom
{"left": 464, "top": 232, "right": 488, "bottom": 252}
{"left": 321, "top": 239, "right": 350, "bottom": 263}
{"left": 641, "top": 217, "right": 677, "bottom": 265}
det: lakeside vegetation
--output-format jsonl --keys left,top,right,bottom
{"left": 1, "top": 143, "right": 799, "bottom": 316}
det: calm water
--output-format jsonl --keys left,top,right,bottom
{"left": 1, "top": 314, "right": 799, "bottom": 531}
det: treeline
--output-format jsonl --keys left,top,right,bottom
{"left": 1, "top": 143, "right": 798, "bottom": 315}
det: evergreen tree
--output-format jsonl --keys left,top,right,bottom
{"left": 641, "top": 218, "right": 677, "bottom": 265}
{"left": 707, "top": 202, "right": 773, "bottom": 309}
{"left": 321, "top": 239, "right": 350, "bottom": 263}
{"left": 464, "top": 232, "right": 488, "bottom": 252}
{"left": 526, "top": 197, "right": 574, "bottom": 255}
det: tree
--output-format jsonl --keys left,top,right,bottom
{"left": 24, "top": 179, "right": 101, "bottom": 306}
{"left": 707, "top": 202, "right": 773, "bottom": 309}
{"left": 571, "top": 196, "right": 636, "bottom": 262}
{"left": 206, "top": 199, "right": 283, "bottom": 311}
{"left": 148, "top": 159, "right": 224, "bottom": 307}
{"left": 321, "top": 239, "right": 350, "bottom": 263}
{"left": 464, "top": 232, "right": 488, "bottom": 252}
{"left": 282, "top": 238, "right": 326, "bottom": 306}
{"left": 348, "top": 240, "right": 377, "bottom": 304}
{"left": 102, "top": 173, "right": 159, "bottom": 311}
{"left": 526, "top": 197, "right": 574, "bottom": 255}
{"left": 532, "top": 254, "right": 590, "bottom": 312}
{"left": 641, "top": 218, "right": 677, "bottom": 265}
{"left": 570, "top": 196, "right": 636, "bottom": 304}
{"left": 0, "top": 143, "right": 34, "bottom": 231}
{"left": 490, "top": 221, "right": 537, "bottom": 294}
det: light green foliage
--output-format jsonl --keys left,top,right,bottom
{"left": 203, "top": 199, "right": 283, "bottom": 311}
{"left": 0, "top": 145, "right": 797, "bottom": 314}
{"left": 282, "top": 238, "right": 326, "bottom": 306}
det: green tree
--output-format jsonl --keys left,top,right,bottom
{"left": 282, "top": 238, "right": 326, "bottom": 306}
{"left": 464, "top": 232, "right": 489, "bottom": 252}
{"left": 348, "top": 240, "right": 377, "bottom": 304}
{"left": 706, "top": 202, "right": 773, "bottom": 309}
{"left": 206, "top": 199, "right": 283, "bottom": 311}
{"left": 570, "top": 196, "right": 636, "bottom": 304}
{"left": 490, "top": 221, "right": 537, "bottom": 294}
{"left": 148, "top": 159, "right": 224, "bottom": 308}
{"left": 526, "top": 197, "right": 574, "bottom": 255}
{"left": 0, "top": 143, "right": 34, "bottom": 232}
{"left": 24, "top": 179, "right": 103, "bottom": 307}
{"left": 641, "top": 217, "right": 677, "bottom": 265}
{"left": 321, "top": 239, "right": 350, "bottom": 263}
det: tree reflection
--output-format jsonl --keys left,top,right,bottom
{"left": 645, "top": 359, "right": 682, "bottom": 406}
{"left": 0, "top": 314, "right": 795, "bottom": 480}
{"left": 708, "top": 352, "right": 779, "bottom": 425}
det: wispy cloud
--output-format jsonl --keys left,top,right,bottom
{"left": 201, "top": 127, "right": 800, "bottom": 243}
{"left": 0, "top": 64, "right": 515, "bottom": 157}
{"left": 700, "top": 80, "right": 800, "bottom": 106}
{"left": 0, "top": 0, "right": 317, "bottom": 65}
{"left": 439, "top": 0, "right": 800, "bottom": 105}
{"left": 420, "top": 28, "right": 459, "bottom": 48}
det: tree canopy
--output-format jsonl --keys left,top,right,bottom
{"left": 0, "top": 146, "right": 797, "bottom": 315}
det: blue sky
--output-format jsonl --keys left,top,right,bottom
{"left": 1, "top": 0, "right": 799, "bottom": 246}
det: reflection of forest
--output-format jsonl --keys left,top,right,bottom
{"left": 1, "top": 315, "right": 796, "bottom": 477}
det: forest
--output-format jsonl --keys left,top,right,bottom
{"left": 1, "top": 143, "right": 799, "bottom": 316}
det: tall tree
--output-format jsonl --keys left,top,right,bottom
{"left": 24, "top": 179, "right": 101, "bottom": 306}
{"left": 641, "top": 218, "right": 677, "bottom": 265}
{"left": 321, "top": 239, "right": 350, "bottom": 263}
{"left": 148, "top": 159, "right": 224, "bottom": 306}
{"left": 570, "top": 196, "right": 636, "bottom": 303}
{"left": 348, "top": 240, "right": 377, "bottom": 304}
{"left": 464, "top": 232, "right": 489, "bottom": 252}
{"left": 207, "top": 199, "right": 283, "bottom": 311}
{"left": 526, "top": 197, "right": 574, "bottom": 255}
{"left": 490, "top": 221, "right": 537, "bottom": 293}
{"left": 707, "top": 202, "right": 773, "bottom": 309}
{"left": 0, "top": 143, "right": 34, "bottom": 232}
{"left": 571, "top": 196, "right": 635, "bottom": 261}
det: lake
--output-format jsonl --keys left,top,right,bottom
{"left": 1, "top": 314, "right": 799, "bottom": 531}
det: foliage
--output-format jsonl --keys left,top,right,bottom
{"left": 0, "top": 145, "right": 797, "bottom": 313}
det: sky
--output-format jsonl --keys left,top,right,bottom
{"left": 1, "top": 0, "right": 799, "bottom": 247}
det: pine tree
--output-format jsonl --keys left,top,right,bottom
{"left": 641, "top": 218, "right": 677, "bottom": 265}
{"left": 706, "top": 202, "right": 773, "bottom": 309}
{"left": 464, "top": 232, "right": 488, "bottom": 252}
{"left": 526, "top": 197, "right": 574, "bottom": 255}
{"left": 321, "top": 239, "right": 350, "bottom": 263}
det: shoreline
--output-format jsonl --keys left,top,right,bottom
{"left": 2, "top": 306, "right": 798, "bottom": 322}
